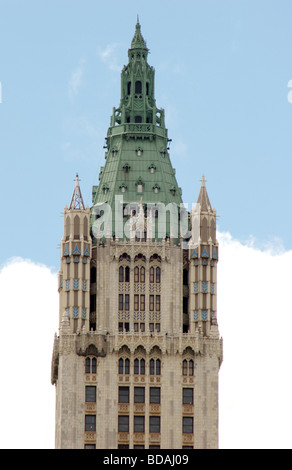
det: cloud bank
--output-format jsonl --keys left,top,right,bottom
{"left": 0, "top": 232, "right": 291, "bottom": 449}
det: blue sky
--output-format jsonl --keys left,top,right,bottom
{"left": 1, "top": 0, "right": 292, "bottom": 270}
{"left": 1, "top": 0, "right": 292, "bottom": 449}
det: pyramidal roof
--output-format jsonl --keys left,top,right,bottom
{"left": 69, "top": 173, "right": 85, "bottom": 210}
{"left": 197, "top": 175, "right": 212, "bottom": 212}
{"left": 91, "top": 21, "right": 183, "bottom": 221}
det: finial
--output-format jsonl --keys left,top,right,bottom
{"left": 137, "top": 14, "right": 140, "bottom": 25}
{"left": 200, "top": 174, "right": 206, "bottom": 187}
{"left": 69, "top": 173, "right": 85, "bottom": 210}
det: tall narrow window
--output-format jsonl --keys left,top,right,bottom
{"left": 150, "top": 267, "right": 154, "bottom": 283}
{"left": 140, "top": 295, "right": 145, "bottom": 311}
{"left": 127, "top": 81, "right": 131, "bottom": 95}
{"left": 134, "top": 266, "right": 139, "bottom": 283}
{"left": 119, "top": 294, "right": 123, "bottom": 310}
{"left": 149, "top": 295, "right": 154, "bottom": 311}
{"left": 156, "top": 267, "right": 161, "bottom": 283}
{"left": 134, "top": 295, "right": 139, "bottom": 311}
{"left": 135, "top": 80, "right": 142, "bottom": 94}
{"left": 156, "top": 295, "right": 160, "bottom": 312}
{"left": 119, "top": 266, "right": 124, "bottom": 282}
{"left": 125, "top": 294, "right": 130, "bottom": 311}
{"left": 140, "top": 267, "right": 145, "bottom": 283}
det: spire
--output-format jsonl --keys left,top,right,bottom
{"left": 197, "top": 175, "right": 212, "bottom": 212}
{"left": 69, "top": 173, "right": 85, "bottom": 210}
{"left": 130, "top": 17, "right": 148, "bottom": 50}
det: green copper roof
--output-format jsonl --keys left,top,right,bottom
{"left": 91, "top": 21, "right": 183, "bottom": 241}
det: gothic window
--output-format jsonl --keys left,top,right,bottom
{"left": 127, "top": 81, "right": 131, "bottom": 95}
{"left": 146, "top": 82, "right": 149, "bottom": 95}
{"left": 134, "top": 358, "right": 145, "bottom": 375}
{"left": 135, "top": 116, "right": 142, "bottom": 123}
{"left": 119, "top": 357, "right": 130, "bottom": 375}
{"left": 85, "top": 357, "right": 97, "bottom": 374}
{"left": 156, "top": 267, "right": 161, "bottom": 283}
{"left": 150, "top": 358, "right": 161, "bottom": 375}
{"left": 74, "top": 215, "right": 80, "bottom": 239}
{"left": 182, "top": 359, "right": 194, "bottom": 376}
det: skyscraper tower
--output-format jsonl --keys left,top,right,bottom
{"left": 51, "top": 20, "right": 223, "bottom": 449}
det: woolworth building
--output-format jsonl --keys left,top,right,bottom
{"left": 51, "top": 20, "right": 223, "bottom": 449}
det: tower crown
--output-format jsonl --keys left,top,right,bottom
{"left": 92, "top": 20, "right": 183, "bottom": 241}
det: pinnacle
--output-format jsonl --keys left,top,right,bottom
{"left": 69, "top": 173, "right": 85, "bottom": 210}
{"left": 197, "top": 174, "right": 212, "bottom": 212}
{"left": 131, "top": 18, "right": 147, "bottom": 50}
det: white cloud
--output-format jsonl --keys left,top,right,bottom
{"left": 0, "top": 258, "right": 58, "bottom": 449}
{"left": 98, "top": 43, "right": 122, "bottom": 72}
{"left": 68, "top": 58, "right": 86, "bottom": 101}
{"left": 1, "top": 232, "right": 292, "bottom": 449}
{"left": 217, "top": 232, "right": 292, "bottom": 449}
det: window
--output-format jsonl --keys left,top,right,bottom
{"left": 150, "top": 387, "right": 160, "bottom": 404}
{"left": 134, "top": 387, "right": 145, "bottom": 403}
{"left": 134, "top": 358, "right": 145, "bottom": 375}
{"left": 119, "top": 358, "right": 130, "bottom": 375}
{"left": 156, "top": 267, "right": 161, "bottom": 283}
{"left": 127, "top": 81, "right": 131, "bottom": 95}
{"left": 85, "top": 357, "right": 96, "bottom": 374}
{"left": 134, "top": 416, "right": 145, "bottom": 433}
{"left": 119, "top": 294, "right": 129, "bottom": 311}
{"left": 85, "top": 415, "right": 96, "bottom": 431}
{"left": 150, "top": 267, "right": 154, "bottom": 283}
{"left": 86, "top": 386, "right": 96, "bottom": 403}
{"left": 119, "top": 266, "right": 124, "bottom": 282}
{"left": 118, "top": 415, "right": 129, "bottom": 432}
{"left": 182, "top": 359, "right": 194, "bottom": 376}
{"left": 150, "top": 358, "right": 161, "bottom": 375}
{"left": 137, "top": 183, "right": 143, "bottom": 192}
{"left": 149, "top": 295, "right": 154, "bottom": 311}
{"left": 183, "top": 417, "right": 193, "bottom": 434}
{"left": 119, "top": 294, "right": 123, "bottom": 310}
{"left": 119, "top": 387, "right": 129, "bottom": 403}
{"left": 183, "top": 388, "right": 193, "bottom": 405}
{"left": 140, "top": 266, "right": 145, "bottom": 283}
{"left": 135, "top": 81, "right": 142, "bottom": 94}
{"left": 134, "top": 295, "right": 139, "bottom": 311}
{"left": 140, "top": 295, "right": 145, "bottom": 311}
{"left": 134, "top": 266, "right": 139, "bottom": 283}
{"left": 150, "top": 416, "right": 160, "bottom": 433}
{"left": 156, "top": 295, "right": 160, "bottom": 312}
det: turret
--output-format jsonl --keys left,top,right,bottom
{"left": 187, "top": 175, "right": 219, "bottom": 336}
{"left": 58, "top": 174, "right": 92, "bottom": 333}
